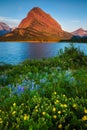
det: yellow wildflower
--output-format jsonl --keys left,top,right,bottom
{"left": 35, "top": 106, "right": 37, "bottom": 109}
{"left": 58, "top": 111, "right": 61, "bottom": 114}
{"left": 58, "top": 124, "right": 62, "bottom": 128}
{"left": 55, "top": 100, "right": 59, "bottom": 104}
{"left": 69, "top": 98, "right": 71, "bottom": 100}
{"left": 0, "top": 118, "right": 3, "bottom": 124}
{"left": 53, "top": 115, "right": 57, "bottom": 119}
{"left": 63, "top": 110, "right": 66, "bottom": 113}
{"left": 82, "top": 115, "right": 87, "bottom": 121}
{"left": 12, "top": 111, "right": 16, "bottom": 115}
{"left": 84, "top": 109, "right": 87, "bottom": 114}
{"left": 13, "top": 103, "right": 16, "bottom": 107}
{"left": 56, "top": 100, "right": 59, "bottom": 103}
{"left": 53, "top": 107, "right": 56, "bottom": 112}
{"left": 35, "top": 109, "right": 38, "bottom": 112}
{"left": 60, "top": 104, "right": 63, "bottom": 107}
{"left": 53, "top": 91, "right": 57, "bottom": 95}
{"left": 24, "top": 114, "right": 29, "bottom": 121}
{"left": 63, "top": 104, "right": 67, "bottom": 108}
{"left": 73, "top": 104, "right": 77, "bottom": 108}
{"left": 21, "top": 103, "right": 24, "bottom": 106}
{"left": 42, "top": 112, "right": 46, "bottom": 115}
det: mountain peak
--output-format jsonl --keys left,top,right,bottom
{"left": 72, "top": 28, "right": 87, "bottom": 37}
{"left": 18, "top": 7, "right": 62, "bottom": 31}
{"left": 0, "top": 22, "right": 11, "bottom": 30}
{"left": 27, "top": 7, "right": 43, "bottom": 16}
{"left": 0, "top": 7, "right": 72, "bottom": 41}
{"left": 0, "top": 22, "right": 12, "bottom": 36}
{"left": 77, "top": 28, "right": 84, "bottom": 31}
{"left": 30, "top": 7, "right": 42, "bottom": 11}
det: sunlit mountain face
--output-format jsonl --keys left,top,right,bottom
{"left": 0, "top": 7, "right": 72, "bottom": 42}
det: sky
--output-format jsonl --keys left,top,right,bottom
{"left": 0, "top": 0, "right": 87, "bottom": 32}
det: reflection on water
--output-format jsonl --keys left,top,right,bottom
{"left": 0, "top": 42, "right": 87, "bottom": 65}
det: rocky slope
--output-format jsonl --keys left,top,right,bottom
{"left": 0, "top": 22, "right": 12, "bottom": 36}
{"left": 0, "top": 7, "right": 72, "bottom": 41}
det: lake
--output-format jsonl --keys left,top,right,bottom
{"left": 0, "top": 42, "right": 87, "bottom": 65}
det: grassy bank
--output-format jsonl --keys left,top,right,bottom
{"left": 0, "top": 44, "right": 87, "bottom": 130}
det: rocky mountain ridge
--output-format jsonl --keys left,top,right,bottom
{"left": 0, "top": 22, "right": 12, "bottom": 36}
{"left": 0, "top": 7, "right": 72, "bottom": 41}
{"left": 72, "top": 28, "right": 87, "bottom": 37}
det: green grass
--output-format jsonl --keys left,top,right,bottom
{"left": 0, "top": 43, "right": 87, "bottom": 130}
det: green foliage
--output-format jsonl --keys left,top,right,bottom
{"left": 58, "top": 43, "right": 87, "bottom": 68}
{"left": 0, "top": 44, "right": 87, "bottom": 129}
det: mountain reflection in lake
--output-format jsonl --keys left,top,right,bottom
{"left": 0, "top": 42, "right": 87, "bottom": 65}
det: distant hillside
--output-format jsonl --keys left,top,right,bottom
{"left": 0, "top": 7, "right": 72, "bottom": 42}
{"left": 0, "top": 22, "right": 12, "bottom": 36}
{"left": 72, "top": 28, "right": 87, "bottom": 37}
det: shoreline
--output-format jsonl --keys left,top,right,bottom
{"left": 0, "top": 39, "right": 87, "bottom": 43}
{"left": 0, "top": 40, "right": 60, "bottom": 43}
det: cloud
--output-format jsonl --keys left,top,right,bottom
{"left": 71, "top": 20, "right": 80, "bottom": 23}
{"left": 0, "top": 16, "right": 20, "bottom": 27}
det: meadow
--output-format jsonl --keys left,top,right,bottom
{"left": 0, "top": 44, "right": 87, "bottom": 130}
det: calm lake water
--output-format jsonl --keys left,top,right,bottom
{"left": 0, "top": 42, "right": 87, "bottom": 65}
